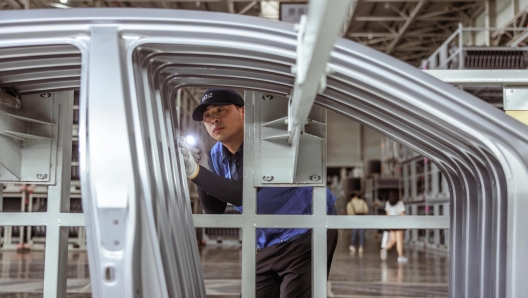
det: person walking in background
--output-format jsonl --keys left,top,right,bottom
{"left": 347, "top": 194, "right": 369, "bottom": 254}
{"left": 380, "top": 190, "right": 408, "bottom": 263}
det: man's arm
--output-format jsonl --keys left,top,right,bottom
{"left": 192, "top": 165, "right": 243, "bottom": 211}
{"left": 196, "top": 187, "right": 227, "bottom": 214}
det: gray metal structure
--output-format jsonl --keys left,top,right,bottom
{"left": 0, "top": 8, "right": 527, "bottom": 298}
{"left": 422, "top": 24, "right": 528, "bottom": 70}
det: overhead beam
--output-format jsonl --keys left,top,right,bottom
{"left": 237, "top": 0, "right": 256, "bottom": 15}
{"left": 418, "top": 3, "right": 481, "bottom": 19}
{"left": 355, "top": 16, "right": 407, "bottom": 21}
{"left": 508, "top": 30, "right": 528, "bottom": 46}
{"left": 372, "top": 46, "right": 437, "bottom": 51}
{"left": 397, "top": 37, "right": 446, "bottom": 48}
{"left": 377, "top": 20, "right": 399, "bottom": 34}
{"left": 396, "top": 52, "right": 432, "bottom": 61}
{"left": 491, "top": 6, "right": 528, "bottom": 38}
{"left": 341, "top": 1, "right": 357, "bottom": 36}
{"left": 349, "top": 32, "right": 396, "bottom": 37}
{"left": 47, "top": 2, "right": 71, "bottom": 8}
{"left": 386, "top": 0, "right": 427, "bottom": 54}
{"left": 355, "top": 16, "right": 465, "bottom": 21}
{"left": 248, "top": 0, "right": 482, "bottom": 1}
{"left": 289, "top": 0, "right": 352, "bottom": 180}
{"left": 360, "top": 0, "right": 484, "bottom": 2}
{"left": 351, "top": 28, "right": 455, "bottom": 38}
{"left": 227, "top": 0, "right": 235, "bottom": 13}
{"left": 361, "top": 36, "right": 395, "bottom": 45}
{"left": 5, "top": 0, "right": 22, "bottom": 8}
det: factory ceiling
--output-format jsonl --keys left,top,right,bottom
{"left": 0, "top": 0, "right": 515, "bottom": 66}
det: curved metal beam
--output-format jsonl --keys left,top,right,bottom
{"left": 0, "top": 8, "right": 526, "bottom": 298}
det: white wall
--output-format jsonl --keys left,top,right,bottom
{"left": 474, "top": 11, "right": 488, "bottom": 45}
{"left": 362, "top": 126, "right": 383, "bottom": 161}
{"left": 326, "top": 110, "right": 361, "bottom": 167}
{"left": 326, "top": 110, "right": 383, "bottom": 167}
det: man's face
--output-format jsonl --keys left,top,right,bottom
{"left": 202, "top": 104, "right": 245, "bottom": 143}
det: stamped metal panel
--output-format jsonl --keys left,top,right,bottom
{"left": 0, "top": 93, "right": 57, "bottom": 184}
{"left": 253, "top": 91, "right": 326, "bottom": 186}
{"left": 504, "top": 86, "right": 528, "bottom": 110}
{"left": 0, "top": 8, "right": 527, "bottom": 298}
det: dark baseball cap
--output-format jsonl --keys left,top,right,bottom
{"left": 192, "top": 88, "right": 244, "bottom": 121}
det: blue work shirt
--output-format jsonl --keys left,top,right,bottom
{"left": 208, "top": 142, "right": 337, "bottom": 250}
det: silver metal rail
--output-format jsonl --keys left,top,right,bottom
{"left": 288, "top": 0, "right": 351, "bottom": 181}
{"left": 0, "top": 8, "right": 527, "bottom": 298}
{"left": 423, "top": 69, "right": 528, "bottom": 85}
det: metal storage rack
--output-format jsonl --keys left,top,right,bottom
{"left": 399, "top": 154, "right": 450, "bottom": 252}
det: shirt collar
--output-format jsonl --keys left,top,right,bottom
{"left": 221, "top": 142, "right": 243, "bottom": 161}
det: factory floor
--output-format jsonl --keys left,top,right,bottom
{"left": 0, "top": 230, "right": 448, "bottom": 297}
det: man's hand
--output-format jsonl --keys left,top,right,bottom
{"left": 178, "top": 137, "right": 199, "bottom": 179}
{"left": 186, "top": 137, "right": 209, "bottom": 169}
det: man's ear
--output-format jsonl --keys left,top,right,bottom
{"left": 240, "top": 106, "right": 245, "bottom": 118}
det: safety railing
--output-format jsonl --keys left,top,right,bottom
{"left": 421, "top": 24, "right": 528, "bottom": 70}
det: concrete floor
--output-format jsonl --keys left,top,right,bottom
{"left": 0, "top": 230, "right": 448, "bottom": 297}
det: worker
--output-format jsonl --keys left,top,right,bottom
{"left": 178, "top": 88, "right": 338, "bottom": 298}
{"left": 346, "top": 193, "right": 369, "bottom": 254}
{"left": 380, "top": 190, "right": 408, "bottom": 263}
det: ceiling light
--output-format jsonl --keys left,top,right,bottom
{"left": 60, "top": 0, "right": 67, "bottom": 3}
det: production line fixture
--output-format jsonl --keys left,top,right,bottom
{"left": 0, "top": 7, "right": 527, "bottom": 298}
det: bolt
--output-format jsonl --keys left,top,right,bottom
{"left": 309, "top": 175, "right": 321, "bottom": 181}
{"left": 40, "top": 93, "right": 51, "bottom": 98}
{"left": 36, "top": 174, "right": 48, "bottom": 179}
{"left": 113, "top": 220, "right": 119, "bottom": 225}
{"left": 263, "top": 175, "right": 274, "bottom": 182}
{"left": 262, "top": 94, "right": 273, "bottom": 100}
{"left": 114, "top": 241, "right": 120, "bottom": 246}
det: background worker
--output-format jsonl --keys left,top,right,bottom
{"left": 178, "top": 88, "right": 338, "bottom": 298}
{"left": 380, "top": 190, "right": 408, "bottom": 263}
{"left": 346, "top": 193, "right": 369, "bottom": 254}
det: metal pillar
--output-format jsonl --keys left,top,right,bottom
{"left": 288, "top": 0, "right": 351, "bottom": 180}
{"left": 43, "top": 91, "right": 74, "bottom": 298}
{"left": 312, "top": 187, "right": 327, "bottom": 298}
{"left": 240, "top": 92, "right": 257, "bottom": 297}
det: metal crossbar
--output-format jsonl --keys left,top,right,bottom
{"left": 0, "top": 8, "right": 527, "bottom": 298}
{"left": 193, "top": 215, "right": 450, "bottom": 229}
